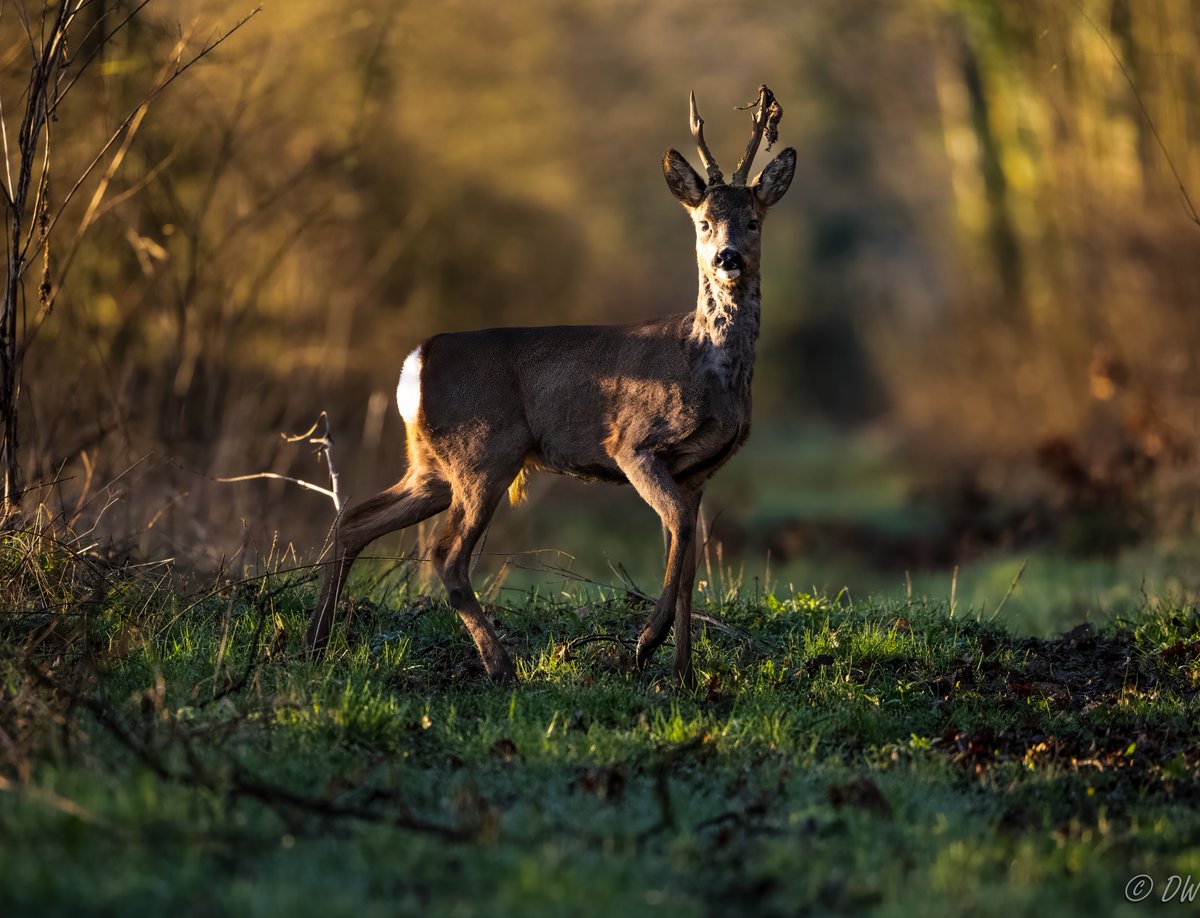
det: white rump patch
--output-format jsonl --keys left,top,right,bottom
{"left": 396, "top": 347, "right": 423, "bottom": 424}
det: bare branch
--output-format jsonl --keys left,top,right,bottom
{"left": 0, "top": 774, "right": 113, "bottom": 828}
{"left": 52, "top": 0, "right": 158, "bottom": 110}
{"left": 282, "top": 414, "right": 327, "bottom": 444}
{"left": 16, "top": 106, "right": 151, "bottom": 343}
{"left": 2, "top": 0, "right": 80, "bottom": 509}
{"left": 689, "top": 91, "right": 724, "bottom": 186}
{"left": 283, "top": 411, "right": 343, "bottom": 512}
{"left": 693, "top": 612, "right": 769, "bottom": 652}
{"left": 38, "top": 5, "right": 264, "bottom": 254}
{"left": 219, "top": 412, "right": 344, "bottom": 514}
{"left": 13, "top": 1, "right": 37, "bottom": 62}
{"left": 1075, "top": 4, "right": 1200, "bottom": 228}
{"left": 0, "top": 90, "right": 13, "bottom": 206}
{"left": 215, "top": 472, "right": 339, "bottom": 504}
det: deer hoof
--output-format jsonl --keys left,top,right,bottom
{"left": 674, "top": 663, "right": 696, "bottom": 690}
{"left": 303, "top": 631, "right": 328, "bottom": 661}
{"left": 635, "top": 640, "right": 655, "bottom": 672}
{"left": 485, "top": 653, "right": 518, "bottom": 685}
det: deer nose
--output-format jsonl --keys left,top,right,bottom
{"left": 713, "top": 248, "right": 743, "bottom": 271}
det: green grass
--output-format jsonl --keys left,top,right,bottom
{"left": 442, "top": 423, "right": 1200, "bottom": 639}
{"left": 2, "top": 543, "right": 1200, "bottom": 917}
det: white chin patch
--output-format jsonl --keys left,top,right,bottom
{"left": 716, "top": 268, "right": 741, "bottom": 283}
{"left": 396, "top": 347, "right": 423, "bottom": 424}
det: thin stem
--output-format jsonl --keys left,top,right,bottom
{"left": 1075, "top": 2, "right": 1200, "bottom": 228}
{"left": 36, "top": 6, "right": 263, "bottom": 259}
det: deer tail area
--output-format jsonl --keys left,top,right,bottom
{"left": 507, "top": 465, "right": 530, "bottom": 507}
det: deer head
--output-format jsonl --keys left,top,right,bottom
{"left": 662, "top": 86, "right": 796, "bottom": 288}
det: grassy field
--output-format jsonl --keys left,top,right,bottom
{"left": 3, "top": 533, "right": 1200, "bottom": 917}
{"left": 459, "top": 425, "right": 1200, "bottom": 639}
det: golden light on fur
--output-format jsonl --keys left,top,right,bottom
{"left": 507, "top": 466, "right": 530, "bottom": 506}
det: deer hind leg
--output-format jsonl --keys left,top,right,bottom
{"left": 305, "top": 472, "right": 450, "bottom": 656}
{"left": 432, "top": 475, "right": 517, "bottom": 683}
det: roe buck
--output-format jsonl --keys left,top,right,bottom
{"left": 306, "top": 85, "right": 795, "bottom": 686}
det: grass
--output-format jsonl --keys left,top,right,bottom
{"left": 2, "top": 534, "right": 1200, "bottom": 917}
{"left": 463, "top": 423, "right": 1200, "bottom": 638}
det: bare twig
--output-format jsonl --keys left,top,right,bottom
{"left": 0, "top": 86, "right": 14, "bottom": 205}
{"left": 1, "top": 1, "right": 261, "bottom": 513}
{"left": 612, "top": 561, "right": 652, "bottom": 604}
{"left": 18, "top": 658, "right": 470, "bottom": 842}
{"left": 217, "top": 472, "right": 339, "bottom": 503}
{"left": 561, "top": 632, "right": 636, "bottom": 654}
{"left": 1075, "top": 3, "right": 1200, "bottom": 228}
{"left": 693, "top": 612, "right": 768, "bottom": 651}
{"left": 51, "top": 0, "right": 158, "bottom": 109}
{"left": 0, "top": 774, "right": 113, "bottom": 829}
{"left": 36, "top": 6, "right": 264, "bottom": 262}
{"left": 218, "top": 412, "right": 344, "bottom": 514}
{"left": 987, "top": 558, "right": 1028, "bottom": 623}
{"left": 18, "top": 106, "right": 151, "bottom": 348}
{"left": 284, "top": 413, "right": 342, "bottom": 511}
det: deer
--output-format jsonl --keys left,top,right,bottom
{"left": 305, "top": 85, "right": 795, "bottom": 687}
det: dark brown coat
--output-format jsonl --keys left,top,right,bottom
{"left": 307, "top": 91, "right": 796, "bottom": 686}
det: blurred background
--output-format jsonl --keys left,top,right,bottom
{"left": 6, "top": 0, "right": 1200, "bottom": 631}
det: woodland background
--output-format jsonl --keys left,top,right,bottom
{"left": 5, "top": 0, "right": 1200, "bottom": 626}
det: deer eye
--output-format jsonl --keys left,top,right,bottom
{"left": 698, "top": 220, "right": 710, "bottom": 233}
{"left": 747, "top": 219, "right": 760, "bottom": 232}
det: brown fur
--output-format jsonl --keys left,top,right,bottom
{"left": 306, "top": 92, "right": 796, "bottom": 686}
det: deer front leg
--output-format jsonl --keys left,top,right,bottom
{"left": 672, "top": 493, "right": 702, "bottom": 688}
{"left": 612, "top": 449, "right": 697, "bottom": 679}
{"left": 645, "top": 488, "right": 700, "bottom": 685}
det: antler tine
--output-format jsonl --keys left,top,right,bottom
{"left": 689, "top": 91, "right": 725, "bottom": 186}
{"left": 731, "top": 84, "right": 783, "bottom": 185}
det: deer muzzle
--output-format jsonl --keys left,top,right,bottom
{"left": 713, "top": 247, "right": 744, "bottom": 282}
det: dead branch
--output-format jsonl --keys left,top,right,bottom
{"left": 1076, "top": 6, "right": 1199, "bottom": 228}
{"left": 0, "top": 1, "right": 263, "bottom": 513}
{"left": 218, "top": 412, "right": 344, "bottom": 514}
{"left": 18, "top": 658, "right": 471, "bottom": 842}
{"left": 35, "top": 6, "right": 265, "bottom": 264}
{"left": 693, "top": 612, "right": 769, "bottom": 652}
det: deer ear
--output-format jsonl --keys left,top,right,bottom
{"left": 751, "top": 147, "right": 796, "bottom": 207}
{"left": 663, "top": 149, "right": 706, "bottom": 207}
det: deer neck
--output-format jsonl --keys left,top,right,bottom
{"left": 691, "top": 268, "right": 761, "bottom": 396}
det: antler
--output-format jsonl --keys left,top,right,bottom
{"left": 689, "top": 91, "right": 725, "bottom": 186}
{"left": 731, "top": 84, "right": 783, "bottom": 185}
